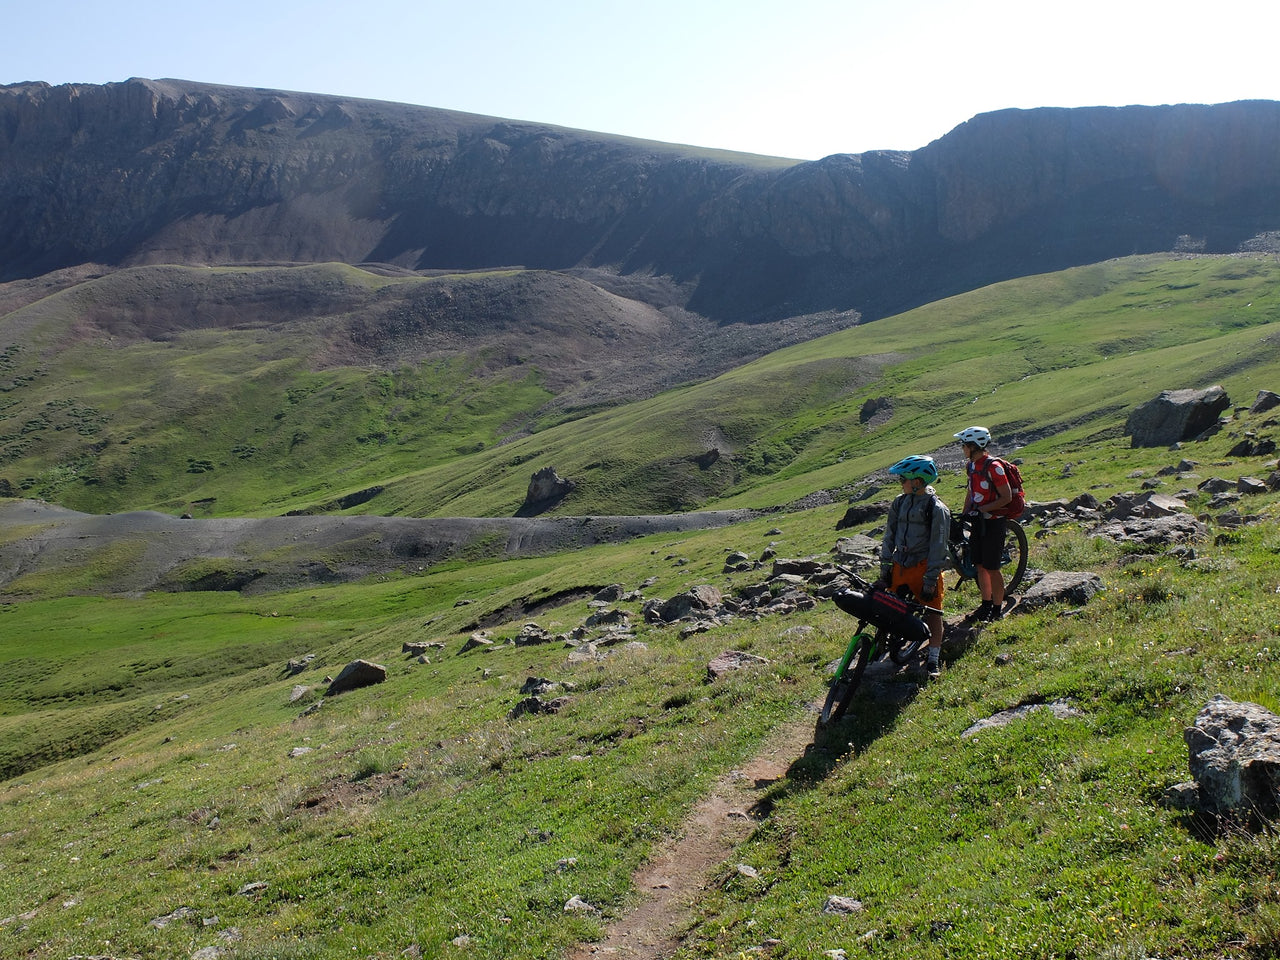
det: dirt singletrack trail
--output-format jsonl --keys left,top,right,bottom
{"left": 566, "top": 709, "right": 820, "bottom": 959}
{"left": 566, "top": 633, "right": 959, "bottom": 959}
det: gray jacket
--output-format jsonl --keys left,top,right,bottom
{"left": 880, "top": 487, "right": 951, "bottom": 586}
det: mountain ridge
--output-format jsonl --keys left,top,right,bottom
{"left": 5, "top": 79, "right": 1280, "bottom": 322}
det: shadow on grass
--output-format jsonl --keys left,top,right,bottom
{"left": 747, "top": 663, "right": 924, "bottom": 818}
{"left": 751, "top": 620, "right": 983, "bottom": 818}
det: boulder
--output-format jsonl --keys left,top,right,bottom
{"left": 771, "top": 557, "right": 826, "bottom": 578}
{"left": 835, "top": 501, "right": 890, "bottom": 530}
{"left": 584, "top": 608, "right": 630, "bottom": 628}
{"left": 1197, "top": 476, "right": 1236, "bottom": 494}
{"left": 1214, "top": 508, "right": 1262, "bottom": 530}
{"left": 833, "top": 533, "right": 880, "bottom": 563}
{"left": 514, "top": 622, "right": 554, "bottom": 646}
{"left": 962, "top": 699, "right": 1084, "bottom": 737}
{"left": 1016, "top": 571, "right": 1104, "bottom": 611}
{"left": 1165, "top": 696, "right": 1280, "bottom": 824}
{"left": 1250, "top": 389, "right": 1280, "bottom": 414}
{"left": 1125, "top": 386, "right": 1230, "bottom": 447}
{"left": 460, "top": 632, "right": 493, "bottom": 653}
{"left": 509, "top": 695, "right": 570, "bottom": 719}
{"left": 1139, "top": 493, "right": 1190, "bottom": 516}
{"left": 516, "top": 466, "right": 575, "bottom": 517}
{"left": 325, "top": 659, "right": 386, "bottom": 696}
{"left": 1102, "top": 491, "right": 1188, "bottom": 520}
{"left": 1092, "top": 513, "right": 1208, "bottom": 547}
{"left": 707, "top": 650, "right": 768, "bottom": 679}
{"left": 519, "top": 677, "right": 560, "bottom": 696}
{"left": 823, "top": 896, "right": 865, "bottom": 915}
{"left": 1227, "top": 438, "right": 1277, "bottom": 457}
{"left": 646, "top": 586, "right": 723, "bottom": 623}
{"left": 1025, "top": 498, "right": 1071, "bottom": 519}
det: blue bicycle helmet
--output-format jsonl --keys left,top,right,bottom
{"left": 888, "top": 455, "right": 938, "bottom": 484}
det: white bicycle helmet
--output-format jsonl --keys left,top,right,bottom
{"left": 954, "top": 425, "right": 991, "bottom": 448}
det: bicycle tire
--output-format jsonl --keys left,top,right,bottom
{"left": 888, "top": 628, "right": 927, "bottom": 666}
{"left": 946, "top": 517, "right": 1029, "bottom": 595}
{"left": 818, "top": 632, "right": 872, "bottom": 727}
{"left": 1003, "top": 519, "right": 1029, "bottom": 595}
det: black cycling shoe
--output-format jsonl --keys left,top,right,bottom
{"left": 966, "top": 601, "right": 993, "bottom": 622}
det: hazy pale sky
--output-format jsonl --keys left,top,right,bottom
{"left": 6, "top": 0, "right": 1279, "bottom": 160}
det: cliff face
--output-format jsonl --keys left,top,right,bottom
{"left": 4, "top": 78, "right": 1280, "bottom": 321}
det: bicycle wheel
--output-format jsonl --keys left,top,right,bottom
{"left": 1002, "top": 520, "right": 1028, "bottom": 595}
{"left": 946, "top": 518, "right": 1028, "bottom": 595}
{"left": 818, "top": 632, "right": 873, "bottom": 727}
{"left": 888, "top": 628, "right": 928, "bottom": 666}
{"left": 945, "top": 526, "right": 976, "bottom": 590}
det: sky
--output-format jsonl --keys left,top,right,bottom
{"left": 6, "top": 0, "right": 1280, "bottom": 160}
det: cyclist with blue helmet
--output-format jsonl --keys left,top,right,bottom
{"left": 879, "top": 454, "right": 951, "bottom": 675}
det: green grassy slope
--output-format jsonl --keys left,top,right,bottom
{"left": 354, "top": 254, "right": 1280, "bottom": 518}
{"left": 0, "top": 263, "right": 558, "bottom": 514}
{"left": 1, "top": 436, "right": 1278, "bottom": 958}
{"left": 3, "top": 254, "right": 1279, "bottom": 519}
{"left": 1, "top": 255, "right": 1279, "bottom": 958}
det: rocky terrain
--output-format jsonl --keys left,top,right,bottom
{"left": 0, "top": 498, "right": 765, "bottom": 596}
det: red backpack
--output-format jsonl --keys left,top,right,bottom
{"left": 979, "top": 456, "right": 1026, "bottom": 518}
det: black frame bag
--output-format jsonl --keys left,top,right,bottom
{"left": 833, "top": 587, "right": 929, "bottom": 646}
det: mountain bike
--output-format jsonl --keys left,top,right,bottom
{"left": 817, "top": 571, "right": 931, "bottom": 728}
{"left": 945, "top": 514, "right": 1028, "bottom": 596}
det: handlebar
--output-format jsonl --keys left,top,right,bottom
{"left": 833, "top": 563, "right": 931, "bottom": 614}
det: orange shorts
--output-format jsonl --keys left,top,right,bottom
{"left": 889, "top": 560, "right": 944, "bottom": 611}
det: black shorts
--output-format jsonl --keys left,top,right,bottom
{"left": 970, "top": 516, "right": 1007, "bottom": 571}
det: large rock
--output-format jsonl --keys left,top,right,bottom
{"left": 509, "top": 695, "right": 570, "bottom": 719}
{"left": 1125, "top": 386, "right": 1230, "bottom": 447}
{"left": 706, "top": 650, "right": 769, "bottom": 680}
{"left": 1016, "top": 571, "right": 1104, "bottom": 611}
{"left": 648, "top": 585, "right": 724, "bottom": 623}
{"left": 1166, "top": 696, "right": 1280, "bottom": 823}
{"left": 835, "top": 502, "right": 890, "bottom": 530}
{"left": 517, "top": 467, "right": 575, "bottom": 517}
{"left": 1250, "top": 390, "right": 1280, "bottom": 414}
{"left": 833, "top": 533, "right": 880, "bottom": 564}
{"left": 325, "top": 659, "right": 387, "bottom": 696}
{"left": 1102, "top": 491, "right": 1189, "bottom": 520}
{"left": 1091, "top": 513, "right": 1208, "bottom": 546}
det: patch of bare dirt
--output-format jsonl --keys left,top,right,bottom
{"left": 297, "top": 771, "right": 404, "bottom": 816}
{"left": 566, "top": 710, "right": 819, "bottom": 960}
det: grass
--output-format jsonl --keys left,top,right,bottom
{"left": 0, "top": 518, "right": 823, "bottom": 958}
{"left": 679, "top": 518, "right": 1280, "bottom": 960}
{"left": 1, "top": 454, "right": 1278, "bottom": 957}
{"left": 4, "top": 254, "right": 1280, "bottom": 519}
{"left": 1, "top": 254, "right": 1280, "bottom": 957}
